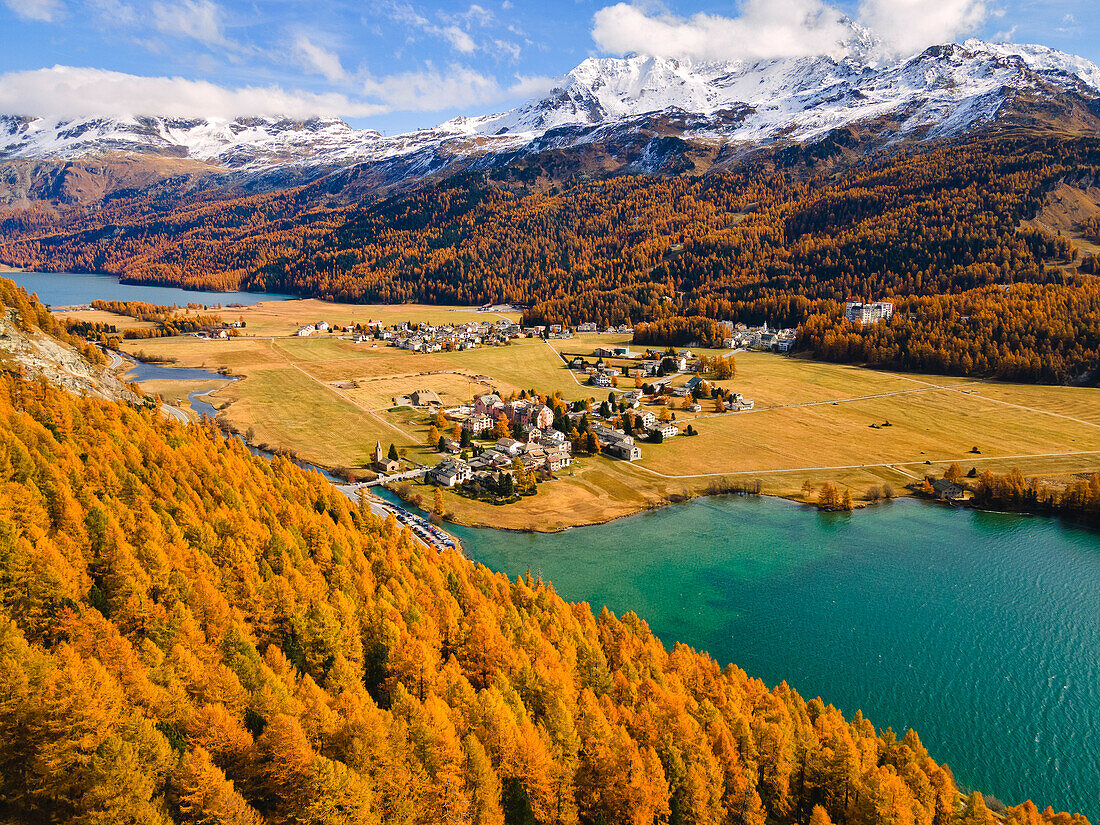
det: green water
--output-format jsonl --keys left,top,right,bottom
{"left": 444, "top": 496, "right": 1100, "bottom": 818}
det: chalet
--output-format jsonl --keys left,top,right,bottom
{"left": 431, "top": 458, "right": 472, "bottom": 488}
{"left": 634, "top": 410, "right": 657, "bottom": 429}
{"left": 494, "top": 438, "right": 524, "bottom": 457}
{"left": 544, "top": 446, "right": 572, "bottom": 472}
{"left": 592, "top": 424, "right": 642, "bottom": 461}
{"left": 650, "top": 422, "right": 679, "bottom": 439}
{"left": 316, "top": 321, "right": 330, "bottom": 332}
{"left": 726, "top": 393, "right": 755, "bottom": 411}
{"left": 536, "top": 428, "right": 568, "bottom": 448}
{"left": 410, "top": 389, "right": 442, "bottom": 408}
{"left": 577, "top": 322, "right": 597, "bottom": 333}
{"left": 594, "top": 346, "right": 632, "bottom": 358}
{"left": 589, "top": 373, "right": 612, "bottom": 388}
{"left": 932, "top": 479, "right": 965, "bottom": 501}
{"left": 296, "top": 324, "right": 315, "bottom": 337}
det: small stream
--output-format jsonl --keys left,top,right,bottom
{"left": 128, "top": 357, "right": 345, "bottom": 485}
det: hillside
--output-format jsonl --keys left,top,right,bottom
{"left": 5, "top": 134, "right": 1100, "bottom": 382}
{"left": 0, "top": 283, "right": 1089, "bottom": 824}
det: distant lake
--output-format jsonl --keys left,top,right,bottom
{"left": 5, "top": 270, "right": 293, "bottom": 307}
{"left": 445, "top": 496, "right": 1100, "bottom": 819}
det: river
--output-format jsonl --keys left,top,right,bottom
{"left": 5, "top": 270, "right": 293, "bottom": 307}
{"left": 31, "top": 272, "right": 1100, "bottom": 818}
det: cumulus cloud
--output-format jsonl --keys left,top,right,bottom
{"left": 292, "top": 33, "right": 348, "bottom": 82}
{"left": 592, "top": 0, "right": 852, "bottom": 62}
{"left": 592, "top": 0, "right": 990, "bottom": 62}
{"left": 0, "top": 65, "right": 387, "bottom": 119}
{"left": 3, "top": 0, "right": 63, "bottom": 21}
{"left": 151, "top": 0, "right": 229, "bottom": 47}
{"left": 858, "top": 0, "right": 987, "bottom": 56}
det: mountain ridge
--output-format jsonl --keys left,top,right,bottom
{"left": 2, "top": 38, "right": 1099, "bottom": 184}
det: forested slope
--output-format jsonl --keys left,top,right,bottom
{"left": 3, "top": 135, "right": 1100, "bottom": 381}
{"left": 0, "top": 290, "right": 1090, "bottom": 824}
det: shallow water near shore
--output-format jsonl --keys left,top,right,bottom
{"left": 445, "top": 495, "right": 1100, "bottom": 818}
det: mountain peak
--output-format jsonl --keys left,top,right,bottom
{"left": 2, "top": 40, "right": 1098, "bottom": 179}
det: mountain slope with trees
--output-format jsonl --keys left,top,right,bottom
{"left": 0, "top": 284, "right": 1089, "bottom": 824}
{"left": 4, "top": 134, "right": 1100, "bottom": 381}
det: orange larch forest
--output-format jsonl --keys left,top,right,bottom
{"left": 0, "top": 286, "right": 1090, "bottom": 824}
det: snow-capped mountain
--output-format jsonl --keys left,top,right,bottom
{"left": 2, "top": 39, "right": 1099, "bottom": 176}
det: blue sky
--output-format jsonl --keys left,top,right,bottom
{"left": 1, "top": 0, "right": 1097, "bottom": 132}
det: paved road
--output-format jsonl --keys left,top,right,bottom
{"left": 161, "top": 403, "right": 191, "bottom": 425}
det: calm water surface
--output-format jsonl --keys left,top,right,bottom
{"left": 6, "top": 270, "right": 292, "bottom": 307}
{"left": 444, "top": 496, "right": 1100, "bottom": 818}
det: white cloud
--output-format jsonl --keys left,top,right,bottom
{"left": 858, "top": 0, "right": 987, "bottom": 56}
{"left": 292, "top": 33, "right": 348, "bottom": 82}
{"left": 591, "top": 0, "right": 853, "bottom": 62}
{"left": 441, "top": 24, "right": 477, "bottom": 53}
{"left": 0, "top": 64, "right": 551, "bottom": 121}
{"left": 493, "top": 38, "right": 522, "bottom": 61}
{"left": 151, "top": 0, "right": 229, "bottom": 47}
{"left": 3, "top": 0, "right": 63, "bottom": 21}
{"left": 361, "top": 65, "right": 552, "bottom": 112}
{"left": 384, "top": 0, "right": 504, "bottom": 55}
{"left": 460, "top": 4, "right": 494, "bottom": 27}
{"left": 592, "top": 0, "right": 990, "bottom": 62}
{"left": 0, "top": 65, "right": 387, "bottom": 119}
{"left": 87, "top": 0, "right": 135, "bottom": 26}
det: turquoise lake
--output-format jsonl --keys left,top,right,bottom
{"left": 5, "top": 270, "right": 292, "bottom": 307}
{"left": 443, "top": 496, "right": 1100, "bottom": 818}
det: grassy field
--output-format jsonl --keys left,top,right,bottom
{"left": 111, "top": 299, "right": 1100, "bottom": 531}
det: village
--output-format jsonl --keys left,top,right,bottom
{"left": 82, "top": 291, "right": 1079, "bottom": 532}
{"left": 296, "top": 316, "right": 525, "bottom": 350}
{"left": 366, "top": 340, "right": 758, "bottom": 508}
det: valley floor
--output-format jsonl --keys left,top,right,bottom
{"left": 94, "top": 298, "right": 1100, "bottom": 532}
